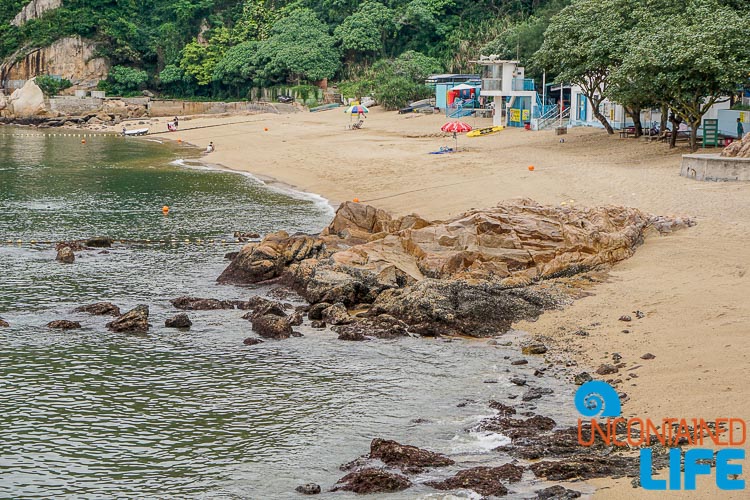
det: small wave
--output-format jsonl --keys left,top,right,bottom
{"left": 449, "top": 430, "right": 511, "bottom": 454}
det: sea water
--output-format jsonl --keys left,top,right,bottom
{"left": 0, "top": 128, "right": 578, "bottom": 499}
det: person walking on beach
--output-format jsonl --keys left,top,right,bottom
{"left": 738, "top": 117, "right": 745, "bottom": 139}
{"left": 206, "top": 142, "right": 214, "bottom": 153}
{"left": 174, "top": 116, "right": 179, "bottom": 129}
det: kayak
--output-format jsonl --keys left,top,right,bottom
{"left": 467, "top": 126, "right": 504, "bottom": 138}
{"left": 123, "top": 128, "right": 149, "bottom": 136}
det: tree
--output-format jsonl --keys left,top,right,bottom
{"left": 335, "top": 2, "right": 396, "bottom": 59}
{"left": 258, "top": 9, "right": 340, "bottom": 84}
{"left": 180, "top": 27, "right": 232, "bottom": 86}
{"left": 34, "top": 75, "right": 72, "bottom": 96}
{"left": 213, "top": 41, "right": 261, "bottom": 93}
{"left": 533, "top": 0, "right": 632, "bottom": 134}
{"left": 364, "top": 50, "right": 441, "bottom": 109}
{"left": 618, "top": 0, "right": 750, "bottom": 150}
{"left": 102, "top": 66, "right": 148, "bottom": 95}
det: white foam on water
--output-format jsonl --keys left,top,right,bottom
{"left": 170, "top": 158, "right": 335, "bottom": 218}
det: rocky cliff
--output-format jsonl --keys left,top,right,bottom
{"left": 218, "top": 199, "right": 692, "bottom": 336}
{"left": 722, "top": 132, "right": 750, "bottom": 158}
{"left": 0, "top": 36, "right": 108, "bottom": 90}
{"left": 11, "top": 0, "right": 63, "bottom": 27}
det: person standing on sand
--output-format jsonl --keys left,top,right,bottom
{"left": 738, "top": 117, "right": 744, "bottom": 139}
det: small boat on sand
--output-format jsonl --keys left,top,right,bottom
{"left": 122, "top": 128, "right": 149, "bottom": 136}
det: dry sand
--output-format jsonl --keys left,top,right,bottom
{"left": 150, "top": 108, "right": 749, "bottom": 498}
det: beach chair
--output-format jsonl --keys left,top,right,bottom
{"left": 348, "top": 120, "right": 364, "bottom": 130}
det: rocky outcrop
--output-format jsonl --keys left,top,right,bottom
{"left": 1, "top": 36, "right": 108, "bottom": 91}
{"left": 74, "top": 302, "right": 121, "bottom": 316}
{"left": 0, "top": 317, "right": 9, "bottom": 327}
{"left": 333, "top": 314, "right": 410, "bottom": 341}
{"left": 12, "top": 0, "right": 63, "bottom": 27}
{"left": 722, "top": 132, "right": 750, "bottom": 158}
{"left": 165, "top": 313, "right": 192, "bottom": 329}
{"left": 171, "top": 296, "right": 240, "bottom": 310}
{"left": 106, "top": 305, "right": 149, "bottom": 333}
{"left": 332, "top": 469, "right": 411, "bottom": 494}
{"left": 251, "top": 314, "right": 293, "bottom": 339}
{"left": 219, "top": 199, "right": 691, "bottom": 336}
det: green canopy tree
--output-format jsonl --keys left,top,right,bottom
{"left": 617, "top": 0, "right": 750, "bottom": 150}
{"left": 257, "top": 9, "right": 340, "bottom": 84}
{"left": 334, "top": 2, "right": 395, "bottom": 60}
{"left": 213, "top": 40, "right": 261, "bottom": 93}
{"left": 533, "top": 0, "right": 632, "bottom": 134}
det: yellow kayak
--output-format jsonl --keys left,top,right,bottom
{"left": 467, "top": 125, "right": 504, "bottom": 137}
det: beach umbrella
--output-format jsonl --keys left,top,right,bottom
{"left": 441, "top": 121, "right": 473, "bottom": 150}
{"left": 345, "top": 104, "right": 369, "bottom": 115}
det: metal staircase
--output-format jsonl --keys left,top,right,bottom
{"left": 537, "top": 106, "right": 570, "bottom": 130}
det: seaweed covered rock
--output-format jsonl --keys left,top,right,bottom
{"left": 47, "top": 320, "right": 81, "bottom": 329}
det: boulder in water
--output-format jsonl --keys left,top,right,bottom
{"left": 0, "top": 317, "right": 8, "bottom": 327}
{"left": 321, "top": 303, "right": 353, "bottom": 325}
{"left": 295, "top": 483, "right": 321, "bottom": 495}
{"left": 84, "top": 237, "right": 113, "bottom": 248}
{"left": 165, "top": 313, "right": 192, "bottom": 329}
{"left": 47, "top": 320, "right": 81, "bottom": 329}
{"left": 251, "top": 314, "right": 293, "bottom": 339}
{"left": 74, "top": 302, "right": 121, "bottom": 316}
{"left": 106, "top": 305, "right": 149, "bottom": 333}
{"left": 56, "top": 246, "right": 75, "bottom": 264}
{"left": 171, "top": 296, "right": 236, "bottom": 310}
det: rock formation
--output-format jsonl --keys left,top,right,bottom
{"left": 332, "top": 469, "right": 411, "bottom": 494}
{"left": 219, "top": 199, "right": 691, "bottom": 336}
{"left": 0, "top": 317, "right": 10, "bottom": 327}
{"left": 56, "top": 245, "right": 75, "bottom": 264}
{"left": 165, "top": 313, "right": 192, "bottom": 329}
{"left": 74, "top": 302, "right": 121, "bottom": 316}
{"left": 722, "top": 132, "right": 750, "bottom": 158}
{"left": 12, "top": 0, "right": 63, "bottom": 27}
{"left": 47, "top": 320, "right": 81, "bottom": 329}
{"left": 6, "top": 79, "right": 47, "bottom": 118}
{"left": 106, "top": 305, "right": 149, "bottom": 333}
{"left": 1, "top": 36, "right": 108, "bottom": 92}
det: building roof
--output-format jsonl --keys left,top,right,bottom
{"left": 425, "top": 74, "right": 480, "bottom": 84}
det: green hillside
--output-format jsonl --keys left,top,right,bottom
{"left": 0, "top": 0, "right": 569, "bottom": 99}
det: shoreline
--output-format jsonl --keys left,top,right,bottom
{"left": 42, "top": 110, "right": 750, "bottom": 497}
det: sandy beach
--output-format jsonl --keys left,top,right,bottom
{"left": 150, "top": 108, "right": 750, "bottom": 498}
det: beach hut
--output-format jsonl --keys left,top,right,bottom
{"left": 426, "top": 74, "right": 480, "bottom": 110}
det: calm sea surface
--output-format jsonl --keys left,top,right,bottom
{"left": 0, "top": 128, "right": 578, "bottom": 499}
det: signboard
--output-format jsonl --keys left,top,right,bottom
{"left": 522, "top": 109, "right": 530, "bottom": 121}
{"left": 510, "top": 109, "right": 521, "bottom": 122}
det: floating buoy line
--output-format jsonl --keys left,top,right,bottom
{"left": 0, "top": 238, "right": 251, "bottom": 247}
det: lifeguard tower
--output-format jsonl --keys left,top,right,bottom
{"left": 471, "top": 56, "right": 553, "bottom": 127}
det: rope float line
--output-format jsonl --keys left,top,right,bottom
{"left": 0, "top": 238, "right": 252, "bottom": 247}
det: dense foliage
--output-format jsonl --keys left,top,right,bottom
{"left": 0, "top": 0, "right": 568, "bottom": 100}
{"left": 34, "top": 75, "right": 72, "bottom": 96}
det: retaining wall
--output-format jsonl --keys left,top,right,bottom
{"left": 148, "top": 100, "right": 281, "bottom": 117}
{"left": 680, "top": 154, "right": 750, "bottom": 181}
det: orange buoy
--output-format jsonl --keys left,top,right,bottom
{"left": 353, "top": 198, "right": 360, "bottom": 203}
{"left": 177, "top": 138, "right": 182, "bottom": 143}
{"left": 81, "top": 139, "right": 86, "bottom": 144}
{"left": 528, "top": 165, "right": 535, "bottom": 171}
{"left": 162, "top": 205, "right": 170, "bottom": 214}
{"left": 264, "top": 127, "right": 269, "bottom": 132}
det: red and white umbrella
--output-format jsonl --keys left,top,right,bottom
{"left": 441, "top": 121, "right": 472, "bottom": 150}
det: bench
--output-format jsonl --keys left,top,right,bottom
{"left": 619, "top": 127, "right": 636, "bottom": 138}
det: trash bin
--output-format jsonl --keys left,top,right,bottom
{"left": 524, "top": 122, "right": 531, "bottom": 130}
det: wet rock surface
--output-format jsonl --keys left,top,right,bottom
{"left": 171, "top": 296, "right": 238, "bottom": 310}
{"left": 74, "top": 302, "right": 121, "bottom": 316}
{"left": 106, "top": 305, "right": 149, "bottom": 333}
{"left": 321, "top": 303, "right": 352, "bottom": 325}
{"left": 535, "top": 485, "right": 582, "bottom": 499}
{"left": 165, "top": 313, "right": 192, "bottom": 329}
{"left": 243, "top": 337, "right": 264, "bottom": 346}
{"left": 251, "top": 314, "right": 293, "bottom": 339}
{"left": 368, "top": 439, "right": 454, "bottom": 472}
{"left": 47, "top": 320, "right": 81, "bottom": 329}
{"left": 84, "top": 237, "right": 113, "bottom": 248}
{"left": 331, "top": 468, "right": 411, "bottom": 494}
{"left": 333, "top": 314, "right": 410, "bottom": 341}
{"left": 426, "top": 464, "right": 524, "bottom": 497}
{"left": 0, "top": 317, "right": 8, "bottom": 327}
{"left": 295, "top": 483, "right": 321, "bottom": 495}
{"left": 56, "top": 246, "right": 75, "bottom": 263}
